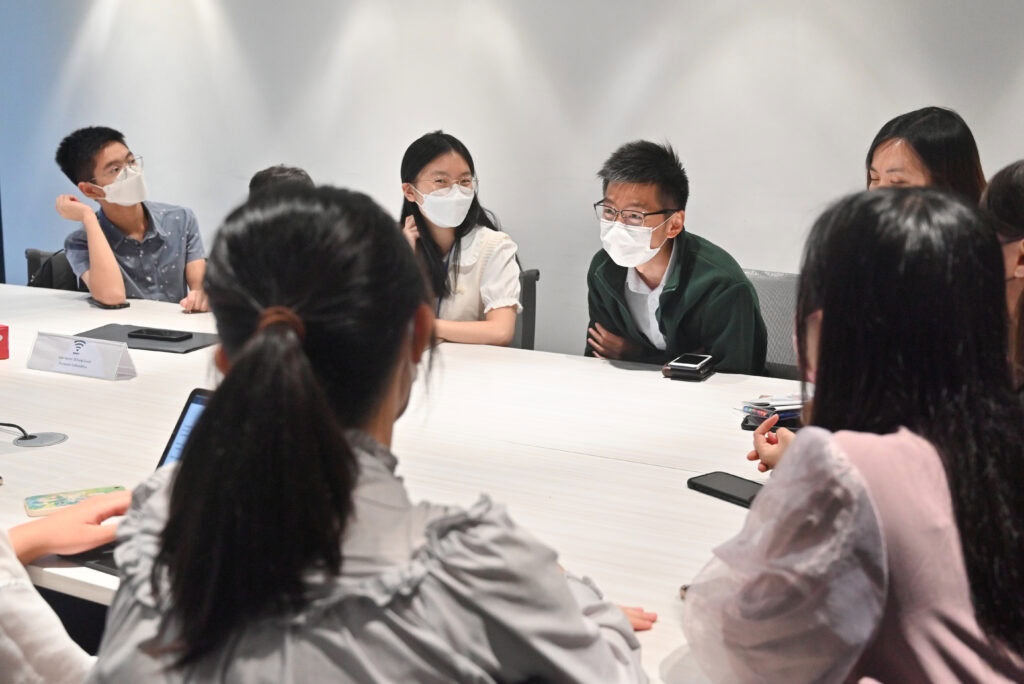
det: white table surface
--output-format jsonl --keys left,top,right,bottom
{"left": 0, "top": 283, "right": 799, "bottom": 682}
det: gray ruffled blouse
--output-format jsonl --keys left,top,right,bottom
{"left": 87, "top": 431, "right": 647, "bottom": 683}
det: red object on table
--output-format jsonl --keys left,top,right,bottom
{"left": 0, "top": 324, "right": 8, "bottom": 359}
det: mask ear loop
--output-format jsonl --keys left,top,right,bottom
{"left": 84, "top": 180, "right": 111, "bottom": 201}
{"left": 649, "top": 214, "right": 674, "bottom": 252}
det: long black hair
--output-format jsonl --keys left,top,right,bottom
{"left": 981, "top": 159, "right": 1024, "bottom": 383}
{"left": 981, "top": 160, "right": 1024, "bottom": 242}
{"left": 155, "top": 186, "right": 429, "bottom": 667}
{"left": 399, "top": 130, "right": 498, "bottom": 299}
{"left": 796, "top": 187, "right": 1024, "bottom": 654}
{"left": 865, "top": 106, "right": 986, "bottom": 203}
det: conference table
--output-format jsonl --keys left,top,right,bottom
{"left": 0, "top": 283, "right": 799, "bottom": 683}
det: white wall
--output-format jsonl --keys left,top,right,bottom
{"left": 3, "top": 0, "right": 1023, "bottom": 354}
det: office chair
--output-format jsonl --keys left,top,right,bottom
{"left": 26, "top": 249, "right": 82, "bottom": 291}
{"left": 744, "top": 269, "right": 799, "bottom": 379}
{"left": 511, "top": 269, "right": 540, "bottom": 350}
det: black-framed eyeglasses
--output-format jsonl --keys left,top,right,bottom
{"left": 593, "top": 201, "right": 679, "bottom": 228}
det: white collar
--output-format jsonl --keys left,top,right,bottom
{"left": 626, "top": 239, "right": 676, "bottom": 295}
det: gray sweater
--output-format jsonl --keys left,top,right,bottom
{"left": 87, "top": 431, "right": 646, "bottom": 683}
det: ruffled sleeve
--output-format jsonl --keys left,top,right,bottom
{"left": 682, "top": 427, "right": 887, "bottom": 683}
{"left": 479, "top": 234, "right": 523, "bottom": 314}
{"left": 425, "top": 496, "right": 647, "bottom": 683}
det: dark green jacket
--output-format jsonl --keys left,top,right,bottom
{"left": 586, "top": 232, "right": 767, "bottom": 373}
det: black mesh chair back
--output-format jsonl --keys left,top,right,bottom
{"left": 744, "top": 269, "right": 799, "bottom": 379}
{"left": 511, "top": 269, "right": 540, "bottom": 350}
{"left": 26, "top": 249, "right": 81, "bottom": 291}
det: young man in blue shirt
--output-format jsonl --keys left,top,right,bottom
{"left": 54, "top": 126, "right": 208, "bottom": 311}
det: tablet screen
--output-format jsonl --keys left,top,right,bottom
{"left": 161, "top": 394, "right": 208, "bottom": 467}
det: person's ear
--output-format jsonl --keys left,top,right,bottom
{"left": 214, "top": 345, "right": 231, "bottom": 374}
{"left": 402, "top": 183, "right": 419, "bottom": 205}
{"left": 78, "top": 181, "right": 104, "bottom": 201}
{"left": 410, "top": 303, "right": 435, "bottom": 363}
{"left": 804, "top": 309, "right": 823, "bottom": 381}
{"left": 665, "top": 210, "right": 685, "bottom": 238}
{"left": 1013, "top": 240, "right": 1024, "bottom": 279}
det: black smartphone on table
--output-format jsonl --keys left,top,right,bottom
{"left": 127, "top": 328, "right": 193, "bottom": 342}
{"left": 87, "top": 297, "right": 130, "bottom": 310}
{"left": 668, "top": 353, "right": 712, "bottom": 369}
{"left": 687, "top": 471, "right": 763, "bottom": 508}
{"left": 740, "top": 414, "right": 801, "bottom": 432}
{"left": 662, "top": 352, "right": 715, "bottom": 381}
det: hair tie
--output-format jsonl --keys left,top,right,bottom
{"left": 257, "top": 305, "right": 306, "bottom": 340}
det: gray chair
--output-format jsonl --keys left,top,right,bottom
{"left": 744, "top": 269, "right": 799, "bottom": 379}
{"left": 511, "top": 269, "right": 540, "bottom": 350}
{"left": 26, "top": 249, "right": 81, "bottom": 291}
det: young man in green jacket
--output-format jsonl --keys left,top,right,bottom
{"left": 586, "top": 140, "right": 767, "bottom": 374}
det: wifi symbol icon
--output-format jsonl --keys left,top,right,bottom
{"left": 72, "top": 340, "right": 87, "bottom": 354}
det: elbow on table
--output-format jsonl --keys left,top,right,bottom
{"left": 89, "top": 287, "right": 127, "bottom": 307}
{"left": 492, "top": 326, "right": 515, "bottom": 347}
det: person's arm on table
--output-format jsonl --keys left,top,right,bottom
{"left": 180, "top": 259, "right": 209, "bottom": 313}
{"left": 683, "top": 429, "right": 886, "bottom": 683}
{"left": 438, "top": 501, "right": 649, "bottom": 683}
{"left": 435, "top": 235, "right": 521, "bottom": 346}
{"left": 585, "top": 269, "right": 642, "bottom": 360}
{"left": 1, "top": 492, "right": 130, "bottom": 684}
{"left": 435, "top": 307, "right": 516, "bottom": 346}
{"left": 179, "top": 209, "right": 209, "bottom": 312}
{"left": 57, "top": 195, "right": 125, "bottom": 305}
{"left": 8, "top": 490, "right": 131, "bottom": 563}
{"left": 587, "top": 322, "right": 643, "bottom": 360}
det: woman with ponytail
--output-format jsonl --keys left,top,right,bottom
{"left": 88, "top": 186, "right": 647, "bottom": 682}
{"left": 684, "top": 188, "right": 1024, "bottom": 682}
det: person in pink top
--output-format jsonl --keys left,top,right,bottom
{"left": 683, "top": 187, "right": 1024, "bottom": 682}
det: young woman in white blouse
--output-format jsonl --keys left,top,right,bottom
{"left": 400, "top": 131, "right": 521, "bottom": 346}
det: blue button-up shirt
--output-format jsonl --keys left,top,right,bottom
{"left": 64, "top": 201, "right": 205, "bottom": 303}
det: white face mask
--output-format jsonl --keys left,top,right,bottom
{"left": 94, "top": 165, "right": 147, "bottom": 206}
{"left": 600, "top": 219, "right": 666, "bottom": 267}
{"left": 414, "top": 184, "right": 474, "bottom": 228}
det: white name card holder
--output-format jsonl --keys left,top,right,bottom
{"left": 27, "top": 332, "right": 137, "bottom": 381}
